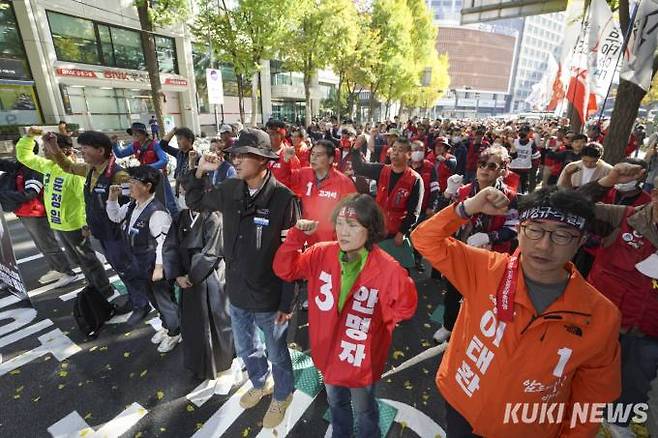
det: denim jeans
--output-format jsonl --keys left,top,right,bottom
{"left": 325, "top": 383, "right": 380, "bottom": 438}
{"left": 229, "top": 304, "right": 294, "bottom": 401}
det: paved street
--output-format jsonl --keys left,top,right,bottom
{"left": 0, "top": 212, "right": 449, "bottom": 438}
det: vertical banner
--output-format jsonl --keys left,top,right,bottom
{"left": 0, "top": 206, "right": 29, "bottom": 301}
{"left": 206, "top": 68, "right": 225, "bottom": 105}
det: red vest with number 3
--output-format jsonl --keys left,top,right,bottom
{"left": 376, "top": 166, "right": 417, "bottom": 236}
{"left": 588, "top": 207, "right": 658, "bottom": 337}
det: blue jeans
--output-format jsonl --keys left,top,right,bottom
{"left": 229, "top": 304, "right": 294, "bottom": 401}
{"left": 325, "top": 383, "right": 380, "bottom": 438}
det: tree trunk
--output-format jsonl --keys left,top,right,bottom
{"left": 336, "top": 74, "right": 343, "bottom": 123}
{"left": 236, "top": 73, "right": 245, "bottom": 123}
{"left": 567, "top": 102, "right": 584, "bottom": 134}
{"left": 137, "top": 5, "right": 165, "bottom": 131}
{"left": 304, "top": 75, "right": 312, "bottom": 128}
{"left": 251, "top": 71, "right": 259, "bottom": 127}
{"left": 603, "top": 79, "right": 646, "bottom": 164}
{"left": 368, "top": 87, "right": 376, "bottom": 123}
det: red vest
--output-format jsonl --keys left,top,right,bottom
{"left": 132, "top": 140, "right": 158, "bottom": 166}
{"left": 14, "top": 170, "right": 45, "bottom": 218}
{"left": 434, "top": 153, "right": 455, "bottom": 192}
{"left": 376, "top": 166, "right": 417, "bottom": 236}
{"left": 413, "top": 160, "right": 434, "bottom": 211}
{"left": 457, "top": 183, "right": 515, "bottom": 253}
{"left": 588, "top": 207, "right": 658, "bottom": 338}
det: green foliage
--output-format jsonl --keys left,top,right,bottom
{"left": 134, "top": 0, "right": 190, "bottom": 27}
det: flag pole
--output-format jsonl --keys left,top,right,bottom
{"left": 597, "top": 0, "right": 641, "bottom": 125}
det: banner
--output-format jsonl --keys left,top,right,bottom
{"left": 525, "top": 54, "right": 559, "bottom": 110}
{"left": 620, "top": 0, "right": 658, "bottom": 90}
{"left": 0, "top": 206, "right": 29, "bottom": 301}
{"left": 206, "top": 68, "right": 224, "bottom": 105}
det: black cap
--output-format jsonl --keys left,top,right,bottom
{"left": 226, "top": 128, "right": 278, "bottom": 160}
{"left": 127, "top": 122, "right": 148, "bottom": 135}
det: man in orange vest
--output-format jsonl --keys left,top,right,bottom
{"left": 351, "top": 136, "right": 423, "bottom": 267}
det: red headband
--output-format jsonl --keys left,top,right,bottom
{"left": 338, "top": 207, "right": 359, "bottom": 220}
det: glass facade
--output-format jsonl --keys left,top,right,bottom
{"left": 47, "top": 11, "right": 176, "bottom": 73}
{"left": 0, "top": 1, "right": 42, "bottom": 126}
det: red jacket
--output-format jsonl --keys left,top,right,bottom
{"left": 287, "top": 167, "right": 356, "bottom": 244}
{"left": 588, "top": 207, "right": 658, "bottom": 337}
{"left": 269, "top": 149, "right": 300, "bottom": 190}
{"left": 376, "top": 166, "right": 418, "bottom": 236}
{"left": 412, "top": 159, "right": 435, "bottom": 211}
{"left": 296, "top": 143, "right": 311, "bottom": 167}
{"left": 545, "top": 145, "right": 566, "bottom": 177}
{"left": 274, "top": 227, "right": 418, "bottom": 387}
{"left": 14, "top": 169, "right": 45, "bottom": 218}
{"left": 434, "top": 153, "right": 456, "bottom": 192}
{"left": 132, "top": 139, "right": 158, "bottom": 166}
{"left": 465, "top": 140, "right": 490, "bottom": 173}
{"left": 602, "top": 188, "right": 652, "bottom": 206}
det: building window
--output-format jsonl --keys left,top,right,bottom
{"left": 46, "top": 11, "right": 176, "bottom": 73}
{"left": 0, "top": 1, "right": 42, "bottom": 126}
{"left": 48, "top": 12, "right": 100, "bottom": 65}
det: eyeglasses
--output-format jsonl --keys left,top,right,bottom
{"left": 478, "top": 161, "right": 500, "bottom": 171}
{"left": 520, "top": 224, "right": 581, "bottom": 246}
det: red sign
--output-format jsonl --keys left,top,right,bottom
{"left": 164, "top": 78, "right": 188, "bottom": 86}
{"left": 55, "top": 68, "right": 97, "bottom": 78}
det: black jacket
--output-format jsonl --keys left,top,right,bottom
{"left": 0, "top": 159, "right": 42, "bottom": 213}
{"left": 183, "top": 170, "right": 300, "bottom": 313}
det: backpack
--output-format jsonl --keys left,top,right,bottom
{"left": 73, "top": 286, "right": 116, "bottom": 337}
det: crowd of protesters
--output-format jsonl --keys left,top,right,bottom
{"left": 0, "top": 112, "right": 656, "bottom": 438}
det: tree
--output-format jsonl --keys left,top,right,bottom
{"left": 602, "top": 0, "right": 657, "bottom": 164}
{"left": 401, "top": 52, "right": 450, "bottom": 116}
{"left": 193, "top": 0, "right": 294, "bottom": 126}
{"left": 134, "top": 0, "right": 189, "bottom": 132}
{"left": 367, "top": 0, "right": 415, "bottom": 122}
{"left": 329, "top": 8, "right": 362, "bottom": 122}
{"left": 281, "top": 0, "right": 356, "bottom": 127}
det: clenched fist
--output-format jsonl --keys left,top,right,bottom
{"left": 109, "top": 184, "right": 122, "bottom": 201}
{"left": 295, "top": 219, "right": 319, "bottom": 235}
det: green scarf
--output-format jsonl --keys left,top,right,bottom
{"left": 338, "top": 247, "right": 369, "bottom": 312}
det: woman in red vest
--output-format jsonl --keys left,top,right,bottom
{"left": 274, "top": 194, "right": 417, "bottom": 438}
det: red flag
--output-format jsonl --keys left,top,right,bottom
{"left": 546, "top": 64, "right": 565, "bottom": 111}
{"left": 566, "top": 67, "right": 598, "bottom": 124}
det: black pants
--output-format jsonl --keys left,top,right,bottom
{"left": 443, "top": 280, "right": 462, "bottom": 331}
{"left": 446, "top": 402, "right": 482, "bottom": 437}
{"left": 512, "top": 169, "right": 530, "bottom": 194}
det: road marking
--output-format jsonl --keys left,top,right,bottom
{"left": 48, "top": 402, "right": 147, "bottom": 438}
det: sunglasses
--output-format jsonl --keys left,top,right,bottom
{"left": 478, "top": 161, "right": 500, "bottom": 171}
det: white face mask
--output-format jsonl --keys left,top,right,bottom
{"left": 451, "top": 136, "right": 462, "bottom": 144}
{"left": 411, "top": 151, "right": 424, "bottom": 162}
{"left": 614, "top": 180, "right": 638, "bottom": 192}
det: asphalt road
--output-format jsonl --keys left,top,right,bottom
{"left": 0, "top": 211, "right": 450, "bottom": 438}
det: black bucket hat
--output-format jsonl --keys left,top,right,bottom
{"left": 127, "top": 122, "right": 148, "bottom": 135}
{"left": 226, "top": 128, "right": 278, "bottom": 160}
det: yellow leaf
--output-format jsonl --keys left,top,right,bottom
{"left": 392, "top": 351, "right": 405, "bottom": 360}
{"left": 124, "top": 332, "right": 132, "bottom": 337}
{"left": 129, "top": 373, "right": 135, "bottom": 378}
{"left": 403, "top": 380, "right": 413, "bottom": 390}
{"left": 13, "top": 394, "right": 20, "bottom": 399}
{"left": 242, "top": 427, "right": 251, "bottom": 437}
{"left": 58, "top": 384, "right": 65, "bottom": 390}
{"left": 156, "top": 391, "right": 165, "bottom": 400}
{"left": 59, "top": 371, "right": 68, "bottom": 377}
{"left": 33, "top": 396, "right": 41, "bottom": 403}
{"left": 99, "top": 346, "right": 108, "bottom": 351}
{"left": 80, "top": 429, "right": 92, "bottom": 437}
{"left": 84, "top": 413, "right": 92, "bottom": 420}
{"left": 61, "top": 362, "right": 69, "bottom": 369}
{"left": 186, "top": 404, "right": 195, "bottom": 412}
{"left": 123, "top": 352, "right": 131, "bottom": 358}
{"left": 15, "top": 385, "right": 24, "bottom": 393}
{"left": 423, "top": 323, "right": 431, "bottom": 328}
{"left": 160, "top": 427, "right": 167, "bottom": 432}
{"left": 422, "top": 368, "right": 429, "bottom": 374}
{"left": 9, "top": 370, "right": 20, "bottom": 375}
{"left": 140, "top": 369, "right": 148, "bottom": 377}
{"left": 89, "top": 346, "right": 98, "bottom": 352}
{"left": 135, "top": 432, "right": 143, "bottom": 438}
{"left": 421, "top": 340, "right": 431, "bottom": 347}
{"left": 195, "top": 423, "right": 203, "bottom": 431}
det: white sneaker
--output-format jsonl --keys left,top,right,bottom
{"left": 39, "top": 270, "right": 65, "bottom": 284}
{"left": 433, "top": 326, "right": 452, "bottom": 343}
{"left": 157, "top": 333, "right": 182, "bottom": 353}
{"left": 150, "top": 328, "right": 167, "bottom": 344}
{"left": 51, "top": 274, "right": 78, "bottom": 289}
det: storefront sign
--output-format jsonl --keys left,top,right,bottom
{"left": 206, "top": 68, "right": 224, "bottom": 105}
{"left": 55, "top": 67, "right": 187, "bottom": 87}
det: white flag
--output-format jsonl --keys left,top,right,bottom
{"left": 587, "top": 0, "right": 624, "bottom": 99}
{"left": 620, "top": 0, "right": 658, "bottom": 90}
{"left": 525, "top": 54, "right": 559, "bottom": 110}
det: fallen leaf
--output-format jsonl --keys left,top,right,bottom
{"left": 195, "top": 423, "right": 203, "bottom": 431}
{"left": 421, "top": 340, "right": 431, "bottom": 348}
{"left": 123, "top": 352, "right": 131, "bottom": 358}
{"left": 392, "top": 351, "right": 405, "bottom": 360}
{"left": 9, "top": 370, "right": 20, "bottom": 375}
{"left": 99, "top": 346, "right": 108, "bottom": 351}
{"left": 84, "top": 413, "right": 92, "bottom": 420}
{"left": 105, "top": 364, "right": 112, "bottom": 371}
{"left": 61, "top": 362, "right": 69, "bottom": 369}
{"left": 186, "top": 404, "right": 195, "bottom": 412}
{"left": 242, "top": 427, "right": 251, "bottom": 437}
{"left": 13, "top": 394, "right": 20, "bottom": 399}
{"left": 15, "top": 386, "right": 24, "bottom": 393}
{"left": 89, "top": 346, "right": 98, "bottom": 352}
{"left": 403, "top": 380, "right": 413, "bottom": 390}
{"left": 423, "top": 323, "right": 431, "bottom": 328}
{"left": 80, "top": 429, "right": 92, "bottom": 437}
{"left": 129, "top": 372, "right": 135, "bottom": 378}
{"left": 160, "top": 428, "right": 167, "bottom": 432}
{"left": 59, "top": 371, "right": 68, "bottom": 377}
{"left": 422, "top": 368, "right": 429, "bottom": 374}
{"left": 58, "top": 384, "right": 65, "bottom": 390}
{"left": 140, "top": 369, "right": 148, "bottom": 377}
{"left": 386, "top": 378, "right": 392, "bottom": 383}
{"left": 43, "top": 356, "right": 51, "bottom": 361}
{"left": 426, "top": 304, "right": 432, "bottom": 309}
{"left": 422, "top": 393, "right": 430, "bottom": 401}
{"left": 135, "top": 432, "right": 143, "bottom": 438}
{"left": 156, "top": 391, "right": 164, "bottom": 400}
{"left": 138, "top": 408, "right": 146, "bottom": 416}
{"left": 124, "top": 332, "right": 132, "bottom": 337}
{"left": 33, "top": 396, "right": 40, "bottom": 403}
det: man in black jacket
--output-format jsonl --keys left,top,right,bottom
{"left": 183, "top": 128, "right": 299, "bottom": 429}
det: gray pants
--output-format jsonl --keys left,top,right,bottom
{"left": 19, "top": 216, "right": 75, "bottom": 275}
{"left": 55, "top": 228, "right": 112, "bottom": 296}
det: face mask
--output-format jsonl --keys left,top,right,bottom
{"left": 411, "top": 151, "right": 424, "bottom": 161}
{"left": 451, "top": 136, "right": 461, "bottom": 144}
{"left": 614, "top": 180, "right": 638, "bottom": 192}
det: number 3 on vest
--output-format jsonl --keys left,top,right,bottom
{"left": 316, "top": 271, "right": 334, "bottom": 311}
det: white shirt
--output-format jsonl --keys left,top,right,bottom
{"left": 580, "top": 166, "right": 596, "bottom": 185}
{"left": 106, "top": 195, "right": 171, "bottom": 265}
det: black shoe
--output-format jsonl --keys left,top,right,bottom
{"left": 115, "top": 301, "right": 133, "bottom": 315}
{"left": 126, "top": 306, "right": 150, "bottom": 325}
